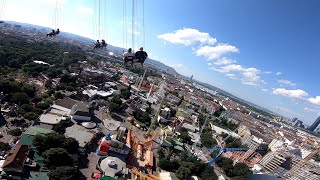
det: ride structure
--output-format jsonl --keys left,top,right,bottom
{"left": 0, "top": 0, "right": 7, "bottom": 23}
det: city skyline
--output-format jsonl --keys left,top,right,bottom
{"left": 2, "top": 0, "right": 320, "bottom": 125}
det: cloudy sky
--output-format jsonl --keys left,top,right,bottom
{"left": 2, "top": 0, "right": 320, "bottom": 125}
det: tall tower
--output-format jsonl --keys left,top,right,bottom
{"left": 309, "top": 116, "right": 320, "bottom": 131}
{"left": 190, "top": 75, "right": 193, "bottom": 81}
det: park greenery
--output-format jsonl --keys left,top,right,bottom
{"left": 120, "top": 85, "right": 132, "bottom": 100}
{"left": 213, "top": 117, "right": 238, "bottom": 131}
{"left": 8, "top": 128, "right": 22, "bottom": 136}
{"left": 158, "top": 148, "right": 218, "bottom": 180}
{"left": 216, "top": 157, "right": 252, "bottom": 179}
{"left": 0, "top": 142, "right": 10, "bottom": 151}
{"left": 108, "top": 96, "right": 123, "bottom": 113}
{"left": 201, "top": 131, "right": 217, "bottom": 148}
{"left": 52, "top": 121, "right": 70, "bottom": 134}
{"left": 179, "top": 128, "right": 192, "bottom": 145}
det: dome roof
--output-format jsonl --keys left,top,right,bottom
{"left": 81, "top": 122, "right": 96, "bottom": 129}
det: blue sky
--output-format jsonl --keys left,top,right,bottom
{"left": 3, "top": 0, "right": 320, "bottom": 125}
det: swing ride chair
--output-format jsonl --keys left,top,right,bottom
{"left": 46, "top": 0, "right": 61, "bottom": 37}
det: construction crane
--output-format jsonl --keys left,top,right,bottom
{"left": 131, "top": 167, "right": 160, "bottom": 180}
{"left": 284, "top": 146, "right": 320, "bottom": 178}
{"left": 207, "top": 147, "right": 249, "bottom": 167}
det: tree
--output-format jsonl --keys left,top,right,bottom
{"left": 228, "top": 139, "right": 247, "bottom": 148}
{"left": 48, "top": 166, "right": 78, "bottom": 180}
{"left": 180, "top": 131, "right": 192, "bottom": 145}
{"left": 43, "top": 148, "right": 73, "bottom": 167}
{"left": 62, "top": 138, "right": 79, "bottom": 154}
{"left": 21, "top": 84, "right": 36, "bottom": 97}
{"left": 120, "top": 87, "right": 131, "bottom": 100}
{"left": 32, "top": 135, "right": 46, "bottom": 152}
{"left": 201, "top": 132, "right": 217, "bottom": 148}
{"left": 54, "top": 92, "right": 64, "bottom": 99}
{"left": 133, "top": 109, "right": 151, "bottom": 123}
{"left": 176, "top": 166, "right": 191, "bottom": 180}
{"left": 20, "top": 104, "right": 34, "bottom": 112}
{"left": 8, "top": 128, "right": 22, "bottom": 136}
{"left": 216, "top": 157, "right": 233, "bottom": 169}
{"left": 12, "top": 92, "right": 29, "bottom": 105}
{"left": 170, "top": 108, "right": 176, "bottom": 117}
{"left": 201, "top": 167, "right": 218, "bottom": 180}
{"left": 52, "top": 121, "right": 69, "bottom": 134}
{"left": 0, "top": 142, "right": 10, "bottom": 151}
{"left": 36, "top": 102, "right": 50, "bottom": 110}
{"left": 231, "top": 163, "right": 252, "bottom": 178}
{"left": 24, "top": 112, "right": 38, "bottom": 120}
{"left": 109, "top": 102, "right": 121, "bottom": 113}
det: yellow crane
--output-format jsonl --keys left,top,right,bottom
{"left": 284, "top": 146, "right": 320, "bottom": 178}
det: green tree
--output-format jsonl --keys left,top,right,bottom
{"left": 48, "top": 166, "right": 78, "bottom": 180}
{"left": 201, "top": 166, "right": 218, "bottom": 180}
{"left": 36, "top": 102, "right": 50, "bottom": 110}
{"left": 52, "top": 121, "right": 69, "bottom": 134}
{"left": 231, "top": 163, "right": 253, "bottom": 178}
{"left": 109, "top": 102, "right": 121, "bottom": 113}
{"left": 24, "top": 112, "right": 38, "bottom": 120}
{"left": 180, "top": 131, "right": 192, "bottom": 145}
{"left": 120, "top": 86, "right": 131, "bottom": 100}
{"left": 54, "top": 92, "right": 64, "bottom": 99}
{"left": 12, "top": 92, "right": 30, "bottom": 105}
{"left": 0, "top": 142, "right": 10, "bottom": 151}
{"left": 43, "top": 148, "right": 73, "bottom": 167}
{"left": 175, "top": 161, "right": 196, "bottom": 179}
{"left": 201, "top": 132, "right": 217, "bottom": 148}
{"left": 62, "top": 138, "right": 79, "bottom": 154}
{"left": 8, "top": 128, "right": 22, "bottom": 136}
{"left": 20, "top": 104, "right": 34, "bottom": 112}
{"left": 21, "top": 84, "right": 36, "bottom": 97}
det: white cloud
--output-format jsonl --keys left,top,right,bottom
{"left": 208, "top": 63, "right": 212, "bottom": 66}
{"left": 272, "top": 88, "right": 308, "bottom": 99}
{"left": 261, "top": 88, "right": 268, "bottom": 92}
{"left": 242, "top": 81, "right": 259, "bottom": 86}
{"left": 210, "top": 64, "right": 264, "bottom": 86}
{"left": 76, "top": 6, "right": 94, "bottom": 14}
{"left": 226, "top": 73, "right": 235, "bottom": 77}
{"left": 171, "top": 64, "right": 184, "bottom": 68}
{"left": 264, "top": 71, "right": 272, "bottom": 74}
{"left": 276, "top": 72, "right": 282, "bottom": 76}
{"left": 214, "top": 57, "right": 236, "bottom": 65}
{"left": 157, "top": 28, "right": 217, "bottom": 46}
{"left": 196, "top": 44, "right": 239, "bottom": 60}
{"left": 278, "top": 79, "right": 296, "bottom": 87}
{"left": 304, "top": 107, "right": 317, "bottom": 112}
{"left": 308, "top": 96, "right": 320, "bottom": 106}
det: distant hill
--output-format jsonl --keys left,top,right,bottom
{"left": 4, "top": 21, "right": 177, "bottom": 74}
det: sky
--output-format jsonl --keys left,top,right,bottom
{"left": 2, "top": 0, "right": 320, "bottom": 125}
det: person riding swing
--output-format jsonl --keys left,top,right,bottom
{"left": 134, "top": 47, "right": 148, "bottom": 67}
{"left": 123, "top": 48, "right": 135, "bottom": 66}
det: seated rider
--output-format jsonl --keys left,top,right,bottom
{"left": 94, "top": 40, "right": 101, "bottom": 48}
{"left": 47, "top": 29, "right": 55, "bottom": 37}
{"left": 134, "top": 47, "right": 148, "bottom": 66}
{"left": 123, "top": 48, "right": 135, "bottom": 63}
{"left": 101, "top": 39, "right": 107, "bottom": 47}
{"left": 55, "top": 28, "right": 60, "bottom": 35}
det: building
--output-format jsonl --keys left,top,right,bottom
{"left": 70, "top": 102, "right": 94, "bottom": 122}
{"left": 309, "top": 116, "right": 320, "bottom": 132}
{"left": 1, "top": 144, "right": 30, "bottom": 179}
{"left": 259, "top": 151, "right": 287, "bottom": 173}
